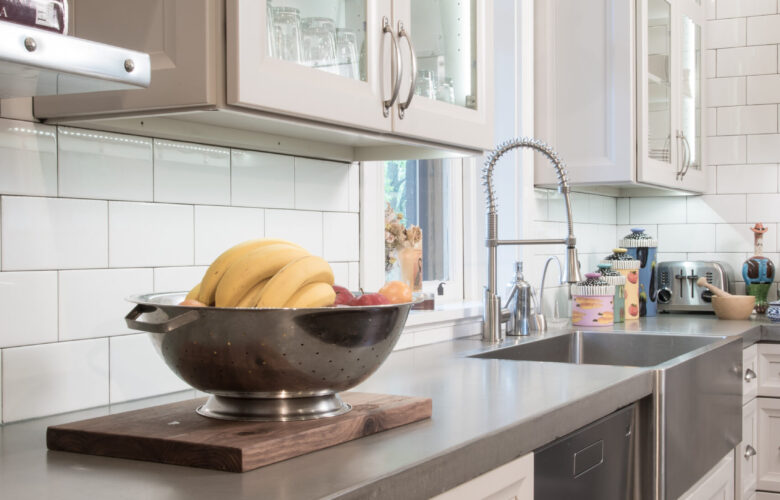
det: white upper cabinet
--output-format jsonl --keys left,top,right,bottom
{"left": 535, "top": 0, "right": 708, "bottom": 194}
{"left": 33, "top": 0, "right": 494, "bottom": 160}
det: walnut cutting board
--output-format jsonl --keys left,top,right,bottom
{"left": 47, "top": 392, "right": 432, "bottom": 473}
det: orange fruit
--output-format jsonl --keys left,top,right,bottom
{"left": 378, "top": 281, "right": 413, "bottom": 304}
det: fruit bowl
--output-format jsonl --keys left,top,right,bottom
{"left": 125, "top": 292, "right": 415, "bottom": 421}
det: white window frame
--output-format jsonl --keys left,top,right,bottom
{"left": 360, "top": 157, "right": 482, "bottom": 305}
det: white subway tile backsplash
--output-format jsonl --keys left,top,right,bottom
{"left": 656, "top": 252, "right": 688, "bottom": 262}
{"left": 59, "top": 268, "right": 153, "bottom": 341}
{"left": 108, "top": 202, "right": 194, "bottom": 268}
{"left": 0, "top": 118, "right": 57, "bottom": 196}
{"left": 330, "top": 263, "right": 349, "bottom": 287}
{"left": 716, "top": 222, "right": 777, "bottom": 252}
{"left": 717, "top": 105, "right": 777, "bottom": 135}
{"left": 323, "top": 212, "right": 359, "bottom": 261}
{"left": 717, "top": 164, "right": 778, "bottom": 193}
{"left": 348, "top": 163, "right": 360, "bottom": 213}
{"left": 570, "top": 193, "right": 591, "bottom": 223}
{"left": 153, "top": 266, "right": 208, "bottom": 293}
{"left": 265, "top": 209, "right": 323, "bottom": 255}
{"left": 706, "top": 0, "right": 716, "bottom": 19}
{"left": 2, "top": 339, "right": 108, "bottom": 422}
{"left": 747, "top": 193, "right": 780, "bottom": 221}
{"left": 747, "top": 75, "right": 780, "bottom": 104}
{"left": 153, "top": 139, "right": 230, "bottom": 205}
{"left": 194, "top": 205, "right": 264, "bottom": 265}
{"left": 707, "top": 108, "right": 717, "bottom": 137}
{"left": 58, "top": 127, "right": 153, "bottom": 201}
{"left": 707, "top": 77, "right": 746, "bottom": 107}
{"left": 748, "top": 135, "right": 780, "bottom": 163}
{"left": 616, "top": 198, "right": 630, "bottom": 224}
{"left": 533, "top": 189, "right": 548, "bottom": 221}
{"left": 591, "top": 195, "right": 617, "bottom": 224}
{"left": 747, "top": 14, "right": 780, "bottom": 45}
{"left": 547, "top": 191, "right": 566, "bottom": 222}
{"left": 658, "top": 224, "right": 715, "bottom": 252}
{"left": 708, "top": 135, "right": 747, "bottom": 164}
{"left": 707, "top": 49, "right": 717, "bottom": 79}
{"left": 230, "top": 150, "right": 294, "bottom": 209}
{"left": 348, "top": 262, "right": 359, "bottom": 290}
{"left": 294, "top": 158, "right": 350, "bottom": 212}
{"left": 708, "top": 18, "right": 746, "bottom": 48}
{"left": 717, "top": 45, "right": 777, "bottom": 76}
{"left": 574, "top": 223, "right": 617, "bottom": 254}
{"left": 630, "top": 197, "right": 687, "bottom": 224}
{"left": 109, "top": 334, "right": 190, "bottom": 404}
{"left": 717, "top": 0, "right": 777, "bottom": 19}
{"left": 1, "top": 196, "right": 107, "bottom": 271}
{"left": 686, "top": 194, "right": 747, "bottom": 223}
{"left": 0, "top": 271, "right": 57, "bottom": 347}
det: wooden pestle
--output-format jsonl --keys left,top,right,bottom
{"left": 696, "top": 277, "right": 732, "bottom": 297}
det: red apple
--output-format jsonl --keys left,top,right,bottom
{"left": 349, "top": 293, "right": 390, "bottom": 306}
{"left": 333, "top": 285, "right": 354, "bottom": 306}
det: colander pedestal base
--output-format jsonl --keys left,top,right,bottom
{"left": 196, "top": 393, "right": 352, "bottom": 421}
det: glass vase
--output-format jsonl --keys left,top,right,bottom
{"left": 399, "top": 247, "right": 423, "bottom": 291}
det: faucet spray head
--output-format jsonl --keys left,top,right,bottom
{"left": 564, "top": 246, "right": 583, "bottom": 284}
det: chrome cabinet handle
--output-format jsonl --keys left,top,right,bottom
{"left": 675, "top": 131, "right": 687, "bottom": 180}
{"left": 745, "top": 444, "right": 757, "bottom": 460}
{"left": 382, "top": 16, "right": 403, "bottom": 117}
{"left": 745, "top": 368, "right": 757, "bottom": 382}
{"left": 396, "top": 20, "right": 417, "bottom": 119}
{"left": 679, "top": 132, "right": 692, "bottom": 180}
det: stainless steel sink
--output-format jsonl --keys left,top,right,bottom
{"left": 470, "top": 331, "right": 721, "bottom": 367}
{"left": 471, "top": 331, "right": 742, "bottom": 500}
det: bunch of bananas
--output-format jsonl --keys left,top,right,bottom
{"left": 185, "top": 239, "right": 336, "bottom": 308}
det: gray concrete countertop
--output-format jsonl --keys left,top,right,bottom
{"left": 0, "top": 315, "right": 771, "bottom": 500}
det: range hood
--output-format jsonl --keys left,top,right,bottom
{"left": 0, "top": 22, "right": 150, "bottom": 98}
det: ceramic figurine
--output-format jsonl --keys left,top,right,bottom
{"left": 602, "top": 248, "right": 641, "bottom": 320}
{"left": 743, "top": 223, "right": 775, "bottom": 314}
{"left": 571, "top": 273, "right": 616, "bottom": 326}
{"left": 596, "top": 263, "right": 626, "bottom": 324}
{"left": 619, "top": 228, "right": 658, "bottom": 317}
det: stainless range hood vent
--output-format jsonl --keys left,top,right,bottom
{"left": 0, "top": 22, "right": 150, "bottom": 98}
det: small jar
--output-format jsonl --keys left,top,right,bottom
{"left": 596, "top": 263, "right": 627, "bottom": 324}
{"left": 602, "top": 248, "right": 641, "bottom": 320}
{"left": 767, "top": 301, "right": 780, "bottom": 323}
{"left": 571, "top": 273, "right": 616, "bottom": 326}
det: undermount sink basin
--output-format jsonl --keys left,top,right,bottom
{"left": 470, "top": 331, "right": 721, "bottom": 367}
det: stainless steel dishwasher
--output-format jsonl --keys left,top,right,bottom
{"left": 535, "top": 403, "right": 637, "bottom": 500}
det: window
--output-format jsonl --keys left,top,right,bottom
{"left": 381, "top": 158, "right": 464, "bottom": 303}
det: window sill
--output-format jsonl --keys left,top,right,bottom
{"left": 405, "top": 301, "right": 483, "bottom": 327}
{"left": 394, "top": 301, "right": 483, "bottom": 351}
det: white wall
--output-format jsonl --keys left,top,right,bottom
{"left": 0, "top": 117, "right": 360, "bottom": 423}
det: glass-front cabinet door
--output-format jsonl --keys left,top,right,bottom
{"left": 390, "top": 0, "right": 493, "bottom": 150}
{"left": 227, "top": 0, "right": 393, "bottom": 133}
{"left": 638, "top": 0, "right": 707, "bottom": 191}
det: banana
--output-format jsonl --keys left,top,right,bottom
{"left": 283, "top": 282, "right": 336, "bottom": 308}
{"left": 185, "top": 282, "right": 201, "bottom": 301}
{"left": 198, "top": 238, "right": 303, "bottom": 305}
{"left": 235, "top": 279, "right": 270, "bottom": 308}
{"left": 215, "top": 244, "right": 309, "bottom": 307}
{"left": 257, "top": 255, "right": 335, "bottom": 308}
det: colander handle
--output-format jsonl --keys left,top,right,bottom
{"left": 125, "top": 304, "right": 201, "bottom": 334}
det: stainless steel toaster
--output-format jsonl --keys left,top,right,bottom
{"left": 656, "top": 261, "right": 735, "bottom": 312}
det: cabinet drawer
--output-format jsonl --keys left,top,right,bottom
{"left": 746, "top": 344, "right": 759, "bottom": 403}
{"left": 739, "top": 399, "right": 758, "bottom": 499}
{"left": 758, "top": 344, "right": 780, "bottom": 397}
{"left": 758, "top": 398, "right": 780, "bottom": 492}
{"left": 757, "top": 492, "right": 780, "bottom": 499}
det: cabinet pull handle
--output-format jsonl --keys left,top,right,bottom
{"left": 675, "top": 131, "right": 685, "bottom": 180}
{"left": 744, "top": 368, "right": 757, "bottom": 382}
{"left": 679, "top": 132, "right": 692, "bottom": 180}
{"left": 396, "top": 20, "right": 417, "bottom": 119}
{"left": 745, "top": 444, "right": 757, "bottom": 459}
{"left": 382, "top": 16, "right": 403, "bottom": 117}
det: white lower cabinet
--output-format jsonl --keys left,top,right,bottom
{"left": 678, "top": 451, "right": 735, "bottom": 500}
{"left": 758, "top": 397, "right": 780, "bottom": 492}
{"left": 432, "top": 453, "right": 533, "bottom": 500}
{"left": 757, "top": 492, "right": 780, "bottom": 499}
{"left": 738, "top": 398, "right": 759, "bottom": 499}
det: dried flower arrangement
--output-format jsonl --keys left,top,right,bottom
{"left": 384, "top": 203, "right": 422, "bottom": 272}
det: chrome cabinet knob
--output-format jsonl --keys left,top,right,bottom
{"left": 745, "top": 368, "right": 757, "bottom": 382}
{"left": 124, "top": 59, "right": 135, "bottom": 72}
{"left": 24, "top": 37, "right": 37, "bottom": 52}
{"left": 745, "top": 444, "right": 757, "bottom": 460}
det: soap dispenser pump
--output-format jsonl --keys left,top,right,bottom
{"left": 506, "top": 262, "right": 539, "bottom": 336}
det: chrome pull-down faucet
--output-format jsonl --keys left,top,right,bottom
{"left": 482, "top": 138, "right": 582, "bottom": 343}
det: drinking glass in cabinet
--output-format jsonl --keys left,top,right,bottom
{"left": 268, "top": 0, "right": 367, "bottom": 82}
{"left": 414, "top": 70, "right": 437, "bottom": 99}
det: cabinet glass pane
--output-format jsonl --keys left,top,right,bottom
{"left": 681, "top": 16, "right": 701, "bottom": 172}
{"left": 410, "top": 0, "right": 477, "bottom": 109}
{"left": 267, "top": 0, "right": 367, "bottom": 81}
{"left": 647, "top": 0, "right": 672, "bottom": 165}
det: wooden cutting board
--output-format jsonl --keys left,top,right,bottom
{"left": 47, "top": 392, "right": 432, "bottom": 473}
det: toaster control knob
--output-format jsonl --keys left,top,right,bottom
{"left": 658, "top": 288, "right": 672, "bottom": 304}
{"left": 701, "top": 290, "right": 713, "bottom": 303}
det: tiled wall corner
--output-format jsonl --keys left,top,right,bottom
{"left": 0, "top": 118, "right": 360, "bottom": 422}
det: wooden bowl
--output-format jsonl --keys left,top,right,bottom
{"left": 711, "top": 295, "right": 755, "bottom": 320}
